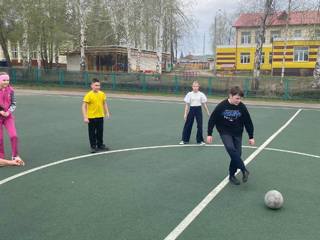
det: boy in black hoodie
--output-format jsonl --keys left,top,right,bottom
{"left": 207, "top": 86, "right": 255, "bottom": 185}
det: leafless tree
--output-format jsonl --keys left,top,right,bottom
{"left": 252, "top": 0, "right": 275, "bottom": 90}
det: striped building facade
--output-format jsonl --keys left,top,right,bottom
{"left": 216, "top": 11, "right": 320, "bottom": 75}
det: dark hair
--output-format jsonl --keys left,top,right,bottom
{"left": 229, "top": 86, "right": 244, "bottom": 97}
{"left": 92, "top": 78, "right": 100, "bottom": 83}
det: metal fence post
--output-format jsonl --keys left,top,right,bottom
{"left": 59, "top": 69, "right": 64, "bottom": 86}
{"left": 141, "top": 73, "right": 147, "bottom": 92}
{"left": 174, "top": 75, "right": 179, "bottom": 94}
{"left": 283, "top": 79, "right": 290, "bottom": 100}
{"left": 35, "top": 68, "right": 41, "bottom": 83}
{"left": 10, "top": 68, "right": 17, "bottom": 84}
{"left": 83, "top": 71, "right": 89, "bottom": 87}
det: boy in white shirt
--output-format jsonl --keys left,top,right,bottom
{"left": 180, "top": 81, "right": 210, "bottom": 145}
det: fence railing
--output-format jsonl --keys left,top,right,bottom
{"left": 1, "top": 67, "right": 319, "bottom": 100}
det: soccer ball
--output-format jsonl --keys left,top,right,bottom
{"left": 264, "top": 190, "right": 284, "bottom": 209}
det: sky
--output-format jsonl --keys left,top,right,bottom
{"left": 180, "top": 0, "right": 238, "bottom": 56}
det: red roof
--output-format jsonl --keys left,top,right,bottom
{"left": 233, "top": 11, "right": 320, "bottom": 28}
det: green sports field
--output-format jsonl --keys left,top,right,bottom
{"left": 0, "top": 92, "right": 319, "bottom": 240}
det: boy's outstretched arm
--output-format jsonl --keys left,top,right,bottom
{"left": 104, "top": 101, "right": 110, "bottom": 118}
{"left": 206, "top": 112, "right": 215, "bottom": 143}
{"left": 82, "top": 102, "right": 89, "bottom": 123}
{"left": 243, "top": 106, "right": 255, "bottom": 145}
{"left": 207, "top": 106, "right": 220, "bottom": 143}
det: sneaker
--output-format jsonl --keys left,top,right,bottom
{"left": 198, "top": 141, "right": 206, "bottom": 146}
{"left": 229, "top": 176, "right": 241, "bottom": 185}
{"left": 91, "top": 147, "right": 97, "bottom": 153}
{"left": 97, "top": 144, "right": 109, "bottom": 151}
{"left": 242, "top": 170, "right": 250, "bottom": 183}
{"left": 12, "top": 156, "right": 22, "bottom": 161}
{"left": 179, "top": 141, "right": 186, "bottom": 145}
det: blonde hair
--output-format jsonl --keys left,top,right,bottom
{"left": 192, "top": 81, "right": 200, "bottom": 86}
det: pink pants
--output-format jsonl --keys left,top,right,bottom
{"left": 0, "top": 116, "right": 19, "bottom": 158}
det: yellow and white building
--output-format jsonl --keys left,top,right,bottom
{"left": 216, "top": 11, "right": 320, "bottom": 75}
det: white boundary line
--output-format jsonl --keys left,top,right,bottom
{"left": 265, "top": 147, "right": 320, "bottom": 159}
{"left": 163, "top": 109, "right": 302, "bottom": 240}
{"left": 2, "top": 138, "right": 319, "bottom": 188}
{"left": 0, "top": 144, "right": 204, "bottom": 186}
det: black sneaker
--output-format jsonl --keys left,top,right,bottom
{"left": 242, "top": 170, "right": 250, "bottom": 183}
{"left": 229, "top": 176, "right": 240, "bottom": 185}
{"left": 98, "top": 144, "right": 109, "bottom": 151}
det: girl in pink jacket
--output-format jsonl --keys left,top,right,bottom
{"left": 0, "top": 72, "right": 22, "bottom": 161}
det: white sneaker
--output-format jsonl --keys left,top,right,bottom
{"left": 199, "top": 141, "right": 206, "bottom": 146}
{"left": 12, "top": 156, "right": 22, "bottom": 161}
{"left": 179, "top": 141, "right": 186, "bottom": 145}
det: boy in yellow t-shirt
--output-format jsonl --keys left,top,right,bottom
{"left": 82, "top": 78, "right": 110, "bottom": 153}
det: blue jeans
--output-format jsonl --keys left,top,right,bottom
{"left": 220, "top": 134, "right": 247, "bottom": 177}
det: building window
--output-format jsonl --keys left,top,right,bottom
{"left": 269, "top": 52, "right": 273, "bottom": 64}
{"left": 241, "top": 32, "right": 251, "bottom": 44}
{"left": 293, "top": 30, "right": 302, "bottom": 38}
{"left": 240, "top": 53, "right": 250, "bottom": 64}
{"left": 294, "top": 47, "right": 308, "bottom": 62}
{"left": 270, "top": 30, "right": 281, "bottom": 43}
{"left": 11, "top": 46, "right": 18, "bottom": 59}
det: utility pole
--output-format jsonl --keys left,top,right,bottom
{"left": 213, "top": 9, "right": 221, "bottom": 76}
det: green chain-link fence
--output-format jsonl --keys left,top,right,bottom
{"left": 1, "top": 67, "right": 319, "bottom": 100}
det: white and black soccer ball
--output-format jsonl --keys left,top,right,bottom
{"left": 264, "top": 190, "right": 284, "bottom": 210}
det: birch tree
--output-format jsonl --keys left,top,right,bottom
{"left": 280, "top": 0, "right": 292, "bottom": 84}
{"left": 20, "top": 0, "right": 31, "bottom": 67}
{"left": 252, "top": 0, "right": 275, "bottom": 90}
{"left": 0, "top": 0, "right": 22, "bottom": 67}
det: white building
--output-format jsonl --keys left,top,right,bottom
{"left": 66, "top": 45, "right": 171, "bottom": 73}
